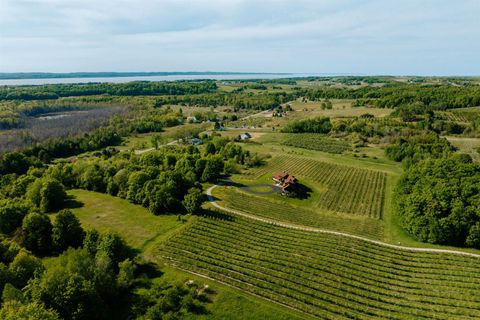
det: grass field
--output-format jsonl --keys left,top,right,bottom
{"left": 67, "top": 189, "right": 181, "bottom": 249}
{"left": 158, "top": 213, "right": 480, "bottom": 320}
{"left": 243, "top": 155, "right": 387, "bottom": 219}
{"left": 288, "top": 99, "right": 394, "bottom": 118}
{"left": 446, "top": 136, "right": 480, "bottom": 162}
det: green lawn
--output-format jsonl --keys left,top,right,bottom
{"left": 67, "top": 189, "right": 182, "bottom": 249}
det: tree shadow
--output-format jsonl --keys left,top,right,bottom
{"left": 291, "top": 183, "right": 313, "bottom": 200}
{"left": 135, "top": 261, "right": 165, "bottom": 279}
{"left": 217, "top": 176, "right": 247, "bottom": 188}
{"left": 64, "top": 195, "right": 84, "bottom": 209}
{"left": 197, "top": 208, "right": 235, "bottom": 221}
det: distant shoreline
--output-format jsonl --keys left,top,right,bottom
{"left": 0, "top": 71, "right": 291, "bottom": 80}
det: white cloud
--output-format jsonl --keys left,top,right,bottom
{"left": 0, "top": 0, "right": 479, "bottom": 74}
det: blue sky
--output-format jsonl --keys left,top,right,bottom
{"left": 0, "top": 0, "right": 479, "bottom": 75}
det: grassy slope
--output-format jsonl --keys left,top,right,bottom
{"left": 67, "top": 189, "right": 180, "bottom": 249}
{"left": 67, "top": 189, "right": 310, "bottom": 320}
{"left": 445, "top": 136, "right": 480, "bottom": 162}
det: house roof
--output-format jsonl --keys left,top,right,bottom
{"left": 285, "top": 175, "right": 297, "bottom": 184}
{"left": 273, "top": 171, "right": 289, "bottom": 180}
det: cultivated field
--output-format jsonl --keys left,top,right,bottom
{"left": 244, "top": 155, "right": 387, "bottom": 219}
{"left": 282, "top": 133, "right": 350, "bottom": 154}
{"left": 212, "top": 187, "right": 384, "bottom": 240}
{"left": 159, "top": 213, "right": 480, "bottom": 319}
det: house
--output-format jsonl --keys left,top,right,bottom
{"left": 191, "top": 138, "right": 203, "bottom": 145}
{"left": 186, "top": 116, "right": 199, "bottom": 123}
{"left": 273, "top": 171, "right": 298, "bottom": 195}
{"left": 240, "top": 132, "right": 252, "bottom": 140}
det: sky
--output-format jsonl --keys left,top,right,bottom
{"left": 0, "top": 0, "right": 479, "bottom": 75}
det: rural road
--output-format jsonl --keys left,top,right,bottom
{"left": 206, "top": 185, "right": 480, "bottom": 258}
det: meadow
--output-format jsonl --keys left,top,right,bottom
{"left": 67, "top": 189, "right": 181, "bottom": 249}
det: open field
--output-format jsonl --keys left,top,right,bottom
{"left": 288, "top": 99, "right": 394, "bottom": 118}
{"left": 67, "top": 189, "right": 181, "bottom": 249}
{"left": 158, "top": 213, "right": 480, "bottom": 319}
{"left": 243, "top": 155, "right": 387, "bottom": 218}
{"left": 446, "top": 136, "right": 480, "bottom": 162}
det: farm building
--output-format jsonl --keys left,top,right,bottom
{"left": 191, "top": 138, "right": 203, "bottom": 145}
{"left": 240, "top": 132, "right": 252, "bottom": 140}
{"left": 273, "top": 171, "right": 298, "bottom": 195}
{"left": 186, "top": 116, "right": 199, "bottom": 123}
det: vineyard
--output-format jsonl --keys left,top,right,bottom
{"left": 282, "top": 133, "right": 350, "bottom": 154}
{"left": 245, "top": 155, "right": 387, "bottom": 219}
{"left": 451, "top": 107, "right": 480, "bottom": 122}
{"left": 159, "top": 214, "right": 480, "bottom": 319}
{"left": 213, "top": 187, "right": 384, "bottom": 240}
{"left": 360, "top": 117, "right": 404, "bottom": 126}
{"left": 436, "top": 111, "right": 469, "bottom": 122}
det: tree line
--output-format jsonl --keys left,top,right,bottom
{"left": 0, "top": 81, "right": 217, "bottom": 101}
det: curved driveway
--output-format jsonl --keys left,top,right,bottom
{"left": 206, "top": 185, "right": 480, "bottom": 258}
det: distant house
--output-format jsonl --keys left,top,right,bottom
{"left": 191, "top": 138, "right": 203, "bottom": 145}
{"left": 240, "top": 132, "right": 252, "bottom": 140}
{"left": 187, "top": 116, "right": 199, "bottom": 123}
{"left": 273, "top": 171, "right": 298, "bottom": 195}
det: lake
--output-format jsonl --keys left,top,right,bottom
{"left": 0, "top": 73, "right": 320, "bottom": 86}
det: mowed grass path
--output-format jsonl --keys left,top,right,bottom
{"left": 159, "top": 214, "right": 480, "bottom": 320}
{"left": 67, "top": 189, "right": 180, "bottom": 249}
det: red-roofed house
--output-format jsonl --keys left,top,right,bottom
{"left": 272, "top": 171, "right": 298, "bottom": 195}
